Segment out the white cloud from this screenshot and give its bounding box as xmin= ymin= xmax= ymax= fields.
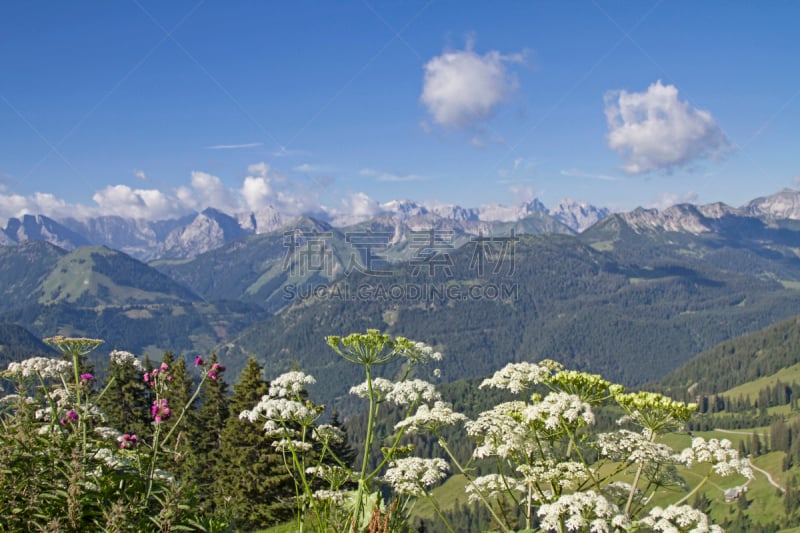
xmin=649 ymin=191 xmax=699 ymax=210
xmin=359 ymin=168 xmax=426 ymax=182
xmin=605 ymin=81 xmax=729 ymax=174
xmin=560 ymin=169 xmax=620 ymax=182
xmin=132 ymin=169 xmax=150 ymax=181
xmin=272 ymin=146 xmax=310 ymax=158
xmin=0 ymin=162 xmax=329 ymax=223
xmin=189 ymin=171 xmax=237 ymax=212
xmin=341 ymin=192 xmax=383 ymax=218
xmin=421 ymin=43 xmax=525 ymax=128
xmin=247 ymin=162 xmax=270 ymax=178
xmin=293 ymin=163 xmax=332 ymax=173
xmin=206 ymin=142 xmax=262 ymax=150
xmin=508 ymin=184 xmax=535 ymax=201
xmin=91 ymin=185 xmax=178 ymax=219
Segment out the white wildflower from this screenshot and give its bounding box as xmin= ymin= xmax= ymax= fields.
xmin=466 ymin=474 xmax=526 ymax=504
xmin=466 ymin=401 xmax=536 ymax=459
xmin=524 ymin=392 xmax=595 ymax=432
xmin=385 ymin=379 xmax=441 ymax=406
xmin=384 ymin=457 xmax=448 ymax=496
xmin=538 ymin=491 xmax=629 ymax=533
xmin=244 ymin=397 xmax=322 ymax=426
xmin=639 ymin=504 xmax=723 ymax=532
xmin=480 ymin=362 xmax=552 ymax=394
xmin=395 ymin=401 xmax=467 ymax=434
xmin=305 ymin=465 xmax=352 ymax=487
xmin=6 ymin=357 xmax=72 ymax=379
xmin=517 ymin=460 xmax=590 ymax=490
xmin=312 ymin=490 xmax=348 ymax=505
xmin=273 ymin=439 xmax=313 ymax=452
xmin=596 ymin=430 xmax=675 ymax=464
xmin=678 ymin=437 xmax=753 ymax=478
xmin=94 ymin=447 xmax=132 ymax=470
xmin=404 ymin=341 xmax=443 ymax=363
xmin=314 ymin=424 xmax=345 ymax=444
xmin=349 ymin=378 xmax=395 ymax=400
xmin=269 ymin=371 xmax=316 ymax=398
xmin=109 ymin=350 xmax=144 ymax=372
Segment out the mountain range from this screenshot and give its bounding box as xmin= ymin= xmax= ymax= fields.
xmin=3 ymin=188 xmax=800 ymax=409
xmin=0 ymin=197 xmax=608 ymax=261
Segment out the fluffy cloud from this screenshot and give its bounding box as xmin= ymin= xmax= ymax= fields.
xmin=421 ymin=43 xmax=525 ymax=128
xmin=0 ymin=192 xmax=91 ymax=221
xmin=360 ymin=168 xmax=426 ymax=182
xmin=605 ymin=81 xmax=729 ymax=174
xmin=0 ymin=162 xmax=333 ymax=223
xmin=650 ymin=191 xmax=699 ymax=210
xmin=133 ymin=169 xmax=149 ymax=181
xmin=187 ymin=171 xmax=237 ymax=212
xmin=92 ymin=185 xmax=177 ymax=219
xmin=343 ymin=192 xmax=382 ymax=218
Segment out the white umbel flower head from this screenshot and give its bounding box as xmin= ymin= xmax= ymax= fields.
xmin=524 ymin=392 xmax=595 ymax=431
xmin=639 ymin=504 xmax=723 ymax=532
xmin=6 ymin=357 xmax=72 ymax=379
xmin=480 ymin=361 xmax=552 ymax=394
xmin=394 ymin=401 xmax=467 ymax=433
xmin=109 ymin=350 xmax=144 ymax=372
xmin=678 ymin=437 xmax=753 ymax=478
xmin=269 ymin=371 xmax=316 ymax=398
xmin=537 ymin=491 xmax=630 ymax=533
xmin=384 ymin=457 xmax=448 ymax=496
xmin=466 ymin=474 xmax=527 ymax=504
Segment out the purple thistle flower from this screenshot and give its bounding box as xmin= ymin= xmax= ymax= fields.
xmin=194 ymin=355 xmax=205 ymax=367
xmin=80 ymin=373 xmax=94 ymax=381
xmin=151 ymin=398 xmax=171 ymax=423
xmin=119 ymin=434 xmax=139 ymax=449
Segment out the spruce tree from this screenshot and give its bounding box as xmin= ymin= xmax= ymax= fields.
xmin=97 ymin=350 xmax=150 ymax=439
xmin=159 ymin=352 xmax=197 ymax=484
xmin=190 ymin=353 xmax=230 ymax=513
xmin=213 ymin=356 xmax=294 ymax=529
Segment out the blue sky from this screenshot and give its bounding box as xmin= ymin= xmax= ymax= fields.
xmin=1 ymin=1 xmax=799 ymax=221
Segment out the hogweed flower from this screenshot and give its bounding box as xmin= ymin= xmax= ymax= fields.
xmin=480 ymin=361 xmax=553 ymax=394
xmin=109 ymin=350 xmax=144 ymax=371
xmin=595 ymin=430 xmax=676 ymax=464
xmin=614 ymin=391 xmax=696 ymax=433
xmin=466 ymin=474 xmax=527 ymax=504
xmin=6 ymin=357 xmax=72 ymax=379
xmin=44 ymin=336 xmax=104 ymax=358
xmin=384 ymin=457 xmax=449 ymax=496
xmin=466 ymin=401 xmax=536 ymax=460
xmin=517 ymin=460 xmax=591 ymax=491
xmin=678 ymin=437 xmax=753 ymax=478
xmin=639 ymin=504 xmax=723 ymax=532
xmin=537 ymin=491 xmax=630 ymax=533
xmin=269 ymin=371 xmax=316 ymax=398
xmin=394 ymin=401 xmax=467 ymax=434
xmin=549 ymin=370 xmax=621 ymax=405
xmin=524 ymin=391 xmax=595 ymax=431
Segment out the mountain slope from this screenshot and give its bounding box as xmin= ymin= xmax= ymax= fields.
xmin=0 ymin=241 xmax=66 ymax=312
xmin=39 ymin=246 xmax=201 ymax=307
xmin=657 ymin=313 xmax=800 ymax=396
xmin=216 ymin=233 xmax=800 ymax=406
xmin=0 ymin=245 xmax=269 ymax=358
